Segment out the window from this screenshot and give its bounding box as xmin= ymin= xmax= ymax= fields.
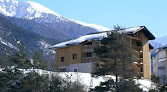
xmin=83 ymin=42 xmax=92 ymax=45
xmin=73 ymin=54 xmax=77 ymax=59
xmin=61 ymin=57 xmax=64 ymax=62
xmin=73 ymin=68 xmax=78 ymax=72
xmin=87 ymin=53 xmax=92 ymax=57
xmin=136 ymin=42 xmax=142 ymax=46
xmin=96 ymin=41 xmax=100 ymax=45
xmin=59 ymin=68 xmax=66 ymax=72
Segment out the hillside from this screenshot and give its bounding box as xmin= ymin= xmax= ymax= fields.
xmin=0 ymin=15 xmax=56 ymax=62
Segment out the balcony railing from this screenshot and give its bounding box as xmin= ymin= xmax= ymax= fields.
xmin=82 ymin=45 xmax=97 ymax=52
xmin=82 ymin=56 xmax=99 ymax=63
xmin=132 ymin=45 xmax=142 ymax=52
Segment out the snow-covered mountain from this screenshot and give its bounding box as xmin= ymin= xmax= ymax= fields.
xmin=0 ymin=0 xmax=110 ymax=32
xmin=0 ymin=15 xmax=56 ymax=61
xmin=150 ymin=36 xmax=167 ymax=46
xmin=150 ymin=36 xmax=167 ymax=53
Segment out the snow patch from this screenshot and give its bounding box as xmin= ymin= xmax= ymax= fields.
xmin=0 ymin=37 xmax=19 ymax=50
xmin=39 ymin=40 xmax=55 ymax=55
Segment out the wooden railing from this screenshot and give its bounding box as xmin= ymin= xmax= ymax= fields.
xmin=132 ymin=45 xmax=142 ymax=52
xmin=133 ymin=64 xmax=141 ymax=73
xmin=82 ymin=45 xmax=97 ymax=52
xmin=82 ymin=56 xmax=99 ymax=63
xmin=133 ymin=64 xmax=144 ymax=77
xmin=132 ymin=49 xmax=140 ymax=58
xmin=140 ymin=72 xmax=143 ymax=77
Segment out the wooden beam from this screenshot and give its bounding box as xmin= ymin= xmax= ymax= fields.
xmin=127 ymin=36 xmax=141 ymax=41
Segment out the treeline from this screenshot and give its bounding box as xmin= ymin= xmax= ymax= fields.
xmin=0 ymin=42 xmax=85 ymax=92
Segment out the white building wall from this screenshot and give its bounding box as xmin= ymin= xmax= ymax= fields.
xmin=153 ymin=55 xmax=158 ymax=76
xmin=153 ymin=49 xmax=167 ymax=85
xmin=69 ymin=62 xmax=93 ymax=73
xmin=59 ymin=62 xmax=94 ymax=73
xmin=158 ymin=50 xmax=166 ymax=59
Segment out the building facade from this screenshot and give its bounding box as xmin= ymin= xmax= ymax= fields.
xmin=51 ymin=26 xmax=155 ymax=79
xmin=152 ymin=46 xmax=167 ymax=85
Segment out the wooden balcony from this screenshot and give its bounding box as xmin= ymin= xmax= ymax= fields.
xmin=81 ymin=56 xmax=99 ymax=63
xmin=140 ymin=72 xmax=143 ymax=77
xmin=137 ymin=59 xmax=143 ymax=64
xmin=82 ymin=45 xmax=97 ymax=52
xmin=132 ymin=49 xmax=140 ymax=58
xmin=132 ymin=45 xmax=142 ymax=52
xmin=133 ymin=64 xmax=141 ymax=73
xmin=133 ymin=64 xmax=143 ymax=77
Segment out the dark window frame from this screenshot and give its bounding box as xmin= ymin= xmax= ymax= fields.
xmin=136 ymin=42 xmax=142 ymax=46
xmin=73 ymin=68 xmax=78 ymax=72
xmin=59 ymin=68 xmax=66 ymax=72
xmin=86 ymin=53 xmax=92 ymax=57
xmin=73 ymin=54 xmax=77 ymax=59
xmin=61 ymin=57 xmax=64 ymax=62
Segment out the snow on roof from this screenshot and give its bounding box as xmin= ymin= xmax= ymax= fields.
xmin=119 ymin=26 xmax=141 ymax=34
xmin=152 ymin=45 xmax=167 ymax=54
xmin=51 ymin=26 xmax=142 ymax=49
xmin=52 ymin=32 xmax=107 ymax=48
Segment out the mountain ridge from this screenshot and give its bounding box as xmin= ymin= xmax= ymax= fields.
xmin=0 ymin=0 xmax=110 ymax=32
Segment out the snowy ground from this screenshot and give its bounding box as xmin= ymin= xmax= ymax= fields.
xmin=29 ymin=69 xmax=155 ymax=91
xmin=57 ymin=72 xmax=155 ymax=91
xmin=1 ymin=68 xmax=155 ymax=91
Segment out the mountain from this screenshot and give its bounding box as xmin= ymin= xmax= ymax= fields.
xmin=0 ymin=15 xmax=57 ymax=62
xmin=150 ymin=36 xmax=167 ymax=53
xmin=0 ymin=0 xmax=110 ymax=39
xmin=150 ymin=36 xmax=167 ymax=46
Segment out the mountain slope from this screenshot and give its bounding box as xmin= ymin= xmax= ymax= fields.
xmin=150 ymin=36 xmax=167 ymax=53
xmin=0 ymin=14 xmax=71 ymax=41
xmin=0 ymin=15 xmax=56 ymax=61
xmin=0 ymin=0 xmax=110 ymax=39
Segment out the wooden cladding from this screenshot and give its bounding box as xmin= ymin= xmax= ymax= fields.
xmin=55 ymin=31 xmax=152 ymax=79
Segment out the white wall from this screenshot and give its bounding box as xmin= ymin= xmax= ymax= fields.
xmin=59 ymin=62 xmax=94 ymax=73
xmin=153 ymin=49 xmax=167 ymax=85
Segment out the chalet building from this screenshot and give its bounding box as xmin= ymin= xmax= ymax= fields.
xmin=152 ymin=46 xmax=167 ymax=85
xmin=51 ymin=26 xmax=155 ymax=79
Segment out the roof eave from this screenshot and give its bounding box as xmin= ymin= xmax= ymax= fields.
xmin=142 ymin=26 xmax=155 ymax=40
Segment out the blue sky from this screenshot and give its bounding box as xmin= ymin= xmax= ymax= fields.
xmin=18 ymin=0 xmax=167 ymax=37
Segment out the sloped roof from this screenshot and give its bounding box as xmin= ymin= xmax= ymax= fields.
xmin=51 ymin=26 xmax=155 ymax=49
xmin=152 ymin=45 xmax=167 ymax=54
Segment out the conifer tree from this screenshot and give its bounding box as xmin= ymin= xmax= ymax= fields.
xmin=91 ymin=26 xmax=141 ymax=92
xmin=10 ymin=41 xmax=31 ymax=69
xmin=33 ymin=51 xmax=47 ymax=69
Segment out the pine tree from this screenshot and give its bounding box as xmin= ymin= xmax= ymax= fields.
xmin=32 ymin=51 xmax=47 ymax=70
xmin=91 ymin=26 xmax=141 ymax=92
xmin=10 ymin=41 xmax=32 ymax=69
xmin=0 ymin=66 xmax=23 ymax=92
